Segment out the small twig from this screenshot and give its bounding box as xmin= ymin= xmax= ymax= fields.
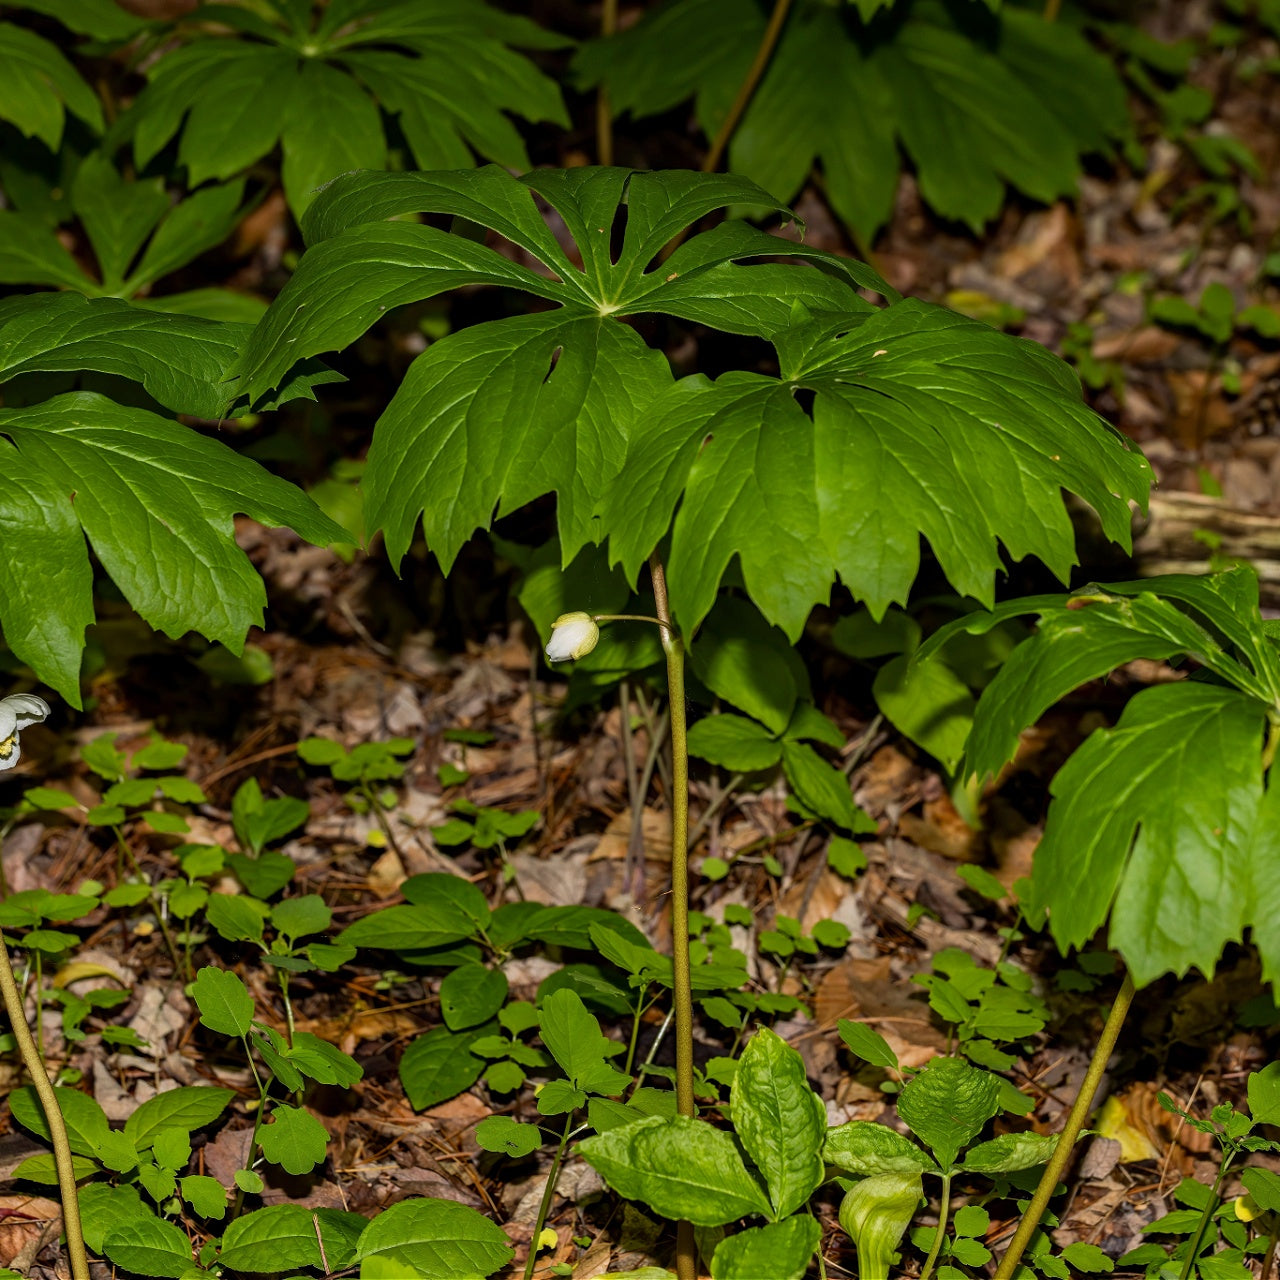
xmin=628 ymin=705 xmax=669 ymax=902
xmin=530 ymin=646 xmax=544 ymax=803
xmin=312 ymin=1212 xmax=330 ymax=1276
xmin=200 ymin=742 xmax=301 ymax=790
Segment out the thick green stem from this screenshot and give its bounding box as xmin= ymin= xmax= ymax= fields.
xmin=918 ymin=1175 xmax=952 ymax=1280
xmin=649 ymin=556 xmax=695 ymax=1280
xmin=1263 ymin=714 xmax=1280 ymax=773
xmin=34 ymin=950 xmax=44 ymax=1062
xmin=0 ymin=931 xmax=88 ymax=1280
xmin=524 ymin=1114 xmax=575 ymax=1280
xmin=994 ymin=970 xmax=1136 ymax=1280
xmin=702 ymin=0 xmax=793 ymax=174
xmin=596 ymin=0 xmax=618 ymax=166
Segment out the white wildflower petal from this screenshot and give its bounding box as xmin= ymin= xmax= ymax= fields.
xmin=2 ymin=694 xmax=51 ymax=732
xmin=545 ymin=612 xmax=600 ymax=663
xmin=0 ymin=705 xmax=15 ymax=741
xmin=0 ymin=736 xmax=20 ymax=772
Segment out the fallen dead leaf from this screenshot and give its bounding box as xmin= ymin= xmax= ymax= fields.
xmin=897 ymin=793 xmax=979 ymax=862
xmin=367 ymin=847 xmax=407 ymax=897
xmin=298 ymin=1005 xmax=423 ymax=1055
xmin=0 ymin=1195 xmax=60 ymax=1271
xmin=588 ymin=807 xmax=671 ymax=864
xmin=815 ymin=956 xmax=945 ymax=1069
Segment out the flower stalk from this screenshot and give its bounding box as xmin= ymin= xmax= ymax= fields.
xmin=646 ymin=556 xmax=696 ymax=1280
xmin=543 ymin=567 xmax=696 ymax=1280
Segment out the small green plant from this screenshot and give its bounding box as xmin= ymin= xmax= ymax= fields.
xmin=22 ymin=732 xmax=209 ymax=973
xmin=477 ymin=988 xmax=634 ymax=1280
xmin=334 ymin=873 xmax=651 ymax=1109
xmin=13 ymin=1060 xmax=513 ymax=1277
xmin=1105 ymin=26 xmax=1260 ymax=232
xmin=190 ymin=964 xmax=359 ymax=1193
xmin=912 ymin=944 xmax=1049 ymax=1079
xmin=202 ymin=892 xmax=354 ymax=1043
xmin=297 ymin=734 xmax=414 ymax=852
xmin=1151 ymin=281 xmax=1280 ymax=349
xmin=229 ymin=775 xmax=309 ymax=894
xmin=1061 ymin=320 xmax=1127 ymax=401
xmin=1117 ymin=1062 xmax=1280 ymax=1278
xmin=826 ymin=1042 xmax=1076 ymax=1280
xmin=0 ymin=885 xmax=135 ymax=1059
xmin=433 ymin=798 xmax=538 ymax=883
xmin=581 ymin=1027 xmax=826 ymax=1279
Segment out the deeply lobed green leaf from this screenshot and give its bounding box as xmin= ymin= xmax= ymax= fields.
xmin=117 ymin=0 xmax=569 ymax=215
xmin=0 ymin=391 xmax=348 ymax=703
xmin=574 ymin=0 xmax=1130 ymax=241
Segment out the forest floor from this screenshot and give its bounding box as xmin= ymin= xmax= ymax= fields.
xmin=5 ymin=4 xmax=1280 ymax=1278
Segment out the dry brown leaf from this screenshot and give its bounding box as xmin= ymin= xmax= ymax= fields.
xmin=897 ymin=794 xmax=979 ymax=862
xmin=855 ymin=746 xmax=918 ymax=814
xmin=1093 ymin=326 xmax=1182 ymax=363
xmin=367 ymin=847 xmax=407 ymax=897
xmin=589 ymin=807 xmax=671 ymax=864
xmin=0 ymin=1195 xmax=60 ymax=1270
xmin=996 ymin=203 xmax=1077 ymax=288
xmin=572 ymin=1236 xmax=613 ymax=1279
xmin=298 ymin=1005 xmax=422 ymax=1054
xmin=1168 ymin=369 xmax=1235 ymax=448
xmin=779 ymin=869 xmax=847 ymax=935
xmin=511 ymin=847 xmax=588 ymax=905
xmin=815 ymin=956 xmax=945 ymax=1069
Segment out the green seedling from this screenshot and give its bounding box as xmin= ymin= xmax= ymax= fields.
xmin=1061 ymin=321 xmax=1126 ymax=401
xmin=477 ymin=988 xmax=633 ymax=1280
xmin=433 ymin=799 xmax=538 ymax=883
xmin=1118 ymin=1062 xmax=1280 ymax=1278
xmin=297 ymin=735 xmax=414 ymax=853
xmin=202 ymin=891 xmax=354 ymax=1045
xmin=1150 ymin=282 xmax=1280 ymax=348
xmin=826 ymin=1049 xmax=1056 ymax=1280
xmin=0 ymin=886 xmax=140 ymax=1059
xmin=580 ymin=1028 xmax=865 ymax=1279
xmin=229 ymin=775 xmax=309 ymax=896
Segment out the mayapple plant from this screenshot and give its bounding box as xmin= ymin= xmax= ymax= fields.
xmin=225 ymin=162 xmax=1150 ymax=1280
xmin=913 ymin=565 xmax=1280 ymax=1274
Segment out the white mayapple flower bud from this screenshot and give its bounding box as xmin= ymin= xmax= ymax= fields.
xmin=545 ymin=612 xmax=600 ymax=662
xmin=0 ymin=693 xmax=51 ymax=772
